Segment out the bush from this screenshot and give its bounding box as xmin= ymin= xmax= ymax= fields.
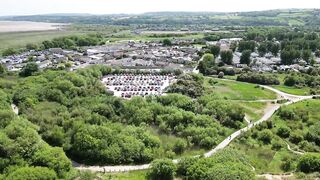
xmin=2 ymin=48 xmax=18 ymax=56
xmin=258 ymin=129 xmax=273 ymax=144
xmin=297 ymin=153 xmax=320 ymax=173
xmin=217 ymin=72 xmax=224 ymax=78
xmin=289 ymin=131 xmax=304 ymax=144
xmin=237 ymin=73 xmax=280 ymax=85
xmin=6 ymin=167 xmax=57 ymax=180
xmin=176 ymin=157 xmax=198 ymax=176
xmin=19 ymin=63 xmax=39 ymax=77
xmin=277 ymin=126 xmax=291 ymax=138
xmin=200 ymin=137 xmax=216 ymax=149
xmin=173 ymin=139 xmax=187 ymax=154
xmin=148 ymin=159 xmax=176 ymax=180
xmin=162 ymin=39 xmax=172 ymax=46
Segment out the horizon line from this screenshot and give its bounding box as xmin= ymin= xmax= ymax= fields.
xmin=0 ymin=8 xmax=319 ymax=17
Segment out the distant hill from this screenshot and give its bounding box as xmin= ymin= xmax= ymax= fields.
xmin=1 ymin=9 xmax=319 ymax=27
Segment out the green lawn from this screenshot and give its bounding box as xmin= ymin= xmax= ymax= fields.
xmin=205 ymin=78 xmax=277 ymax=100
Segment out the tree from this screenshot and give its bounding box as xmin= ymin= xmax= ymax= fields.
xmin=280 ymin=49 xmax=300 ymax=65
xmin=186 ymin=149 xmax=255 ymax=180
xmin=163 ymin=39 xmax=172 ymax=46
xmin=240 ymin=50 xmax=252 ymax=65
xmin=209 ymin=45 xmax=220 ymax=57
xmin=26 ymin=43 xmax=38 ymax=50
xmin=198 ymin=54 xmax=215 ymax=75
xmin=289 ymin=131 xmax=304 ymax=144
xmin=0 ymin=64 xmax=6 ymax=75
xmin=6 ymin=167 xmax=57 ymax=180
xmin=297 ymin=153 xmax=320 ymax=173
xmin=173 ymin=139 xmax=187 ymax=154
xmin=238 ymin=41 xmax=255 ymax=52
xmin=19 ymin=62 xmax=39 ymax=77
xmin=302 ymin=49 xmax=312 ymax=63
xmin=258 ymin=129 xmax=273 ymax=144
xmin=2 ymin=48 xmax=18 ymax=56
xmin=42 ymin=40 xmax=54 ymax=49
xmin=277 ymin=126 xmax=291 ymax=138
xmin=270 ymin=43 xmax=280 ymax=57
xmin=315 ymin=50 xmax=320 ymax=58
xmin=32 ymin=147 xmax=72 ymax=177
xmin=258 ymin=43 xmax=268 ymax=57
xmin=220 ymin=50 xmax=233 ymax=65
xmin=177 ymin=157 xmax=198 ymax=176
xmin=148 ymin=159 xmax=176 ymax=180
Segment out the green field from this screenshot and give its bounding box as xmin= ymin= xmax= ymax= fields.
xmin=103 ymin=170 xmax=148 ymax=180
xmin=204 ymin=78 xmax=278 ymax=100
xmin=272 ymin=85 xmax=310 ymax=96
xmin=238 ymin=102 xmax=268 ymax=122
xmin=0 ymin=30 xmax=86 ymax=53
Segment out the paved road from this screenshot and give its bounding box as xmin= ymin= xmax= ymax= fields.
xmin=74 ymin=83 xmax=314 ymax=172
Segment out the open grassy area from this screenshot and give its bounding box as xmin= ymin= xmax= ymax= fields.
xmin=103 ymin=170 xmax=148 ymax=180
xmin=272 ymin=85 xmax=310 ymax=96
xmin=238 ymin=102 xmax=268 ymax=122
xmin=228 ymin=141 xmax=297 ymax=174
xmin=0 ymin=30 xmax=85 ymax=53
xmin=107 ymin=32 xmax=205 ymax=42
xmin=204 ymin=78 xmax=277 ymax=100
xmin=146 ymin=126 xmax=208 ymax=159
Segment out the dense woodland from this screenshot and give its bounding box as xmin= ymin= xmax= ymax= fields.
xmin=0 ymin=64 xmax=253 ymax=178
xmin=1 ymin=14 xmax=320 ymax=179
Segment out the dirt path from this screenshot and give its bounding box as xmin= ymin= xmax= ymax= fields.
xmin=257 ymin=173 xmax=294 ymax=180
xmin=286 ymin=143 xmax=305 ymax=155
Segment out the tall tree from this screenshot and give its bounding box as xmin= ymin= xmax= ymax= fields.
xmin=258 ymin=43 xmax=268 ymax=57
xmin=270 ymin=43 xmax=280 ymax=57
xmin=220 ymin=50 xmax=233 ymax=65
xmin=240 ymin=50 xmax=252 ymax=65
xmin=209 ymin=45 xmax=221 ymax=57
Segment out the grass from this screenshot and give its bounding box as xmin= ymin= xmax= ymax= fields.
xmin=228 ymin=99 xmax=320 ymax=174
xmin=229 ymin=144 xmax=294 ymax=174
xmin=147 ymin=126 xmax=207 ymax=159
xmin=204 ymin=78 xmax=277 ymax=100
xmin=0 ymin=30 xmax=86 ymax=52
xmin=102 ymin=170 xmax=148 ymax=180
xmin=107 ymin=32 xmax=205 ymax=42
xmin=272 ymin=85 xmax=310 ymax=96
xmin=238 ymin=102 xmax=268 ymax=122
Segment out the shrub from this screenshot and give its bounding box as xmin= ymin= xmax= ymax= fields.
xmin=148 ymin=159 xmax=176 ymax=180
xmin=173 ymin=139 xmax=187 ymax=154
xmin=277 ymin=126 xmax=291 ymax=138
xmin=237 ymin=73 xmax=280 ymax=85
xmin=297 ymin=153 xmax=320 ymax=173
xmin=258 ymin=129 xmax=273 ymax=144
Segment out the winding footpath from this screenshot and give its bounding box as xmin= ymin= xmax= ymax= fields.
xmin=73 ymin=81 xmax=316 ymax=173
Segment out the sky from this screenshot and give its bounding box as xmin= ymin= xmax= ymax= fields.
xmin=0 ymin=0 xmax=320 ymax=16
